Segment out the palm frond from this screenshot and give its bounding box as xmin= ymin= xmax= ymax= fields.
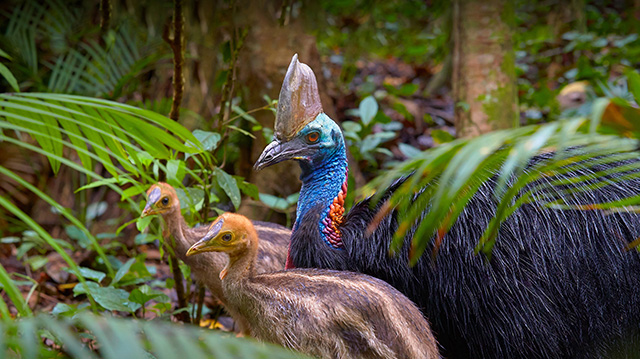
xmin=0 ymin=93 xmax=204 ymax=178
xmin=0 ymin=313 xmax=309 ymax=359
xmin=372 ymin=98 xmax=640 ymax=263
xmin=0 ymin=258 xmax=31 ymax=318
xmin=0 ymin=196 xmax=100 ymax=313
xmin=2 ymin=0 xmax=43 ymax=76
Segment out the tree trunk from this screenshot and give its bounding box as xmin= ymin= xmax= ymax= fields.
xmin=235 ymin=1 xmax=335 ymax=222
xmin=452 ymin=0 xmax=517 ymax=138
xmin=176 ymin=1 xmax=333 ymax=223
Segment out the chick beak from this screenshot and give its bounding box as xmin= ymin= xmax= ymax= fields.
xmin=140 ymin=203 xmax=154 ymax=217
xmin=186 ymin=238 xmax=210 ymax=256
xmin=186 ymin=219 xmax=224 ymax=256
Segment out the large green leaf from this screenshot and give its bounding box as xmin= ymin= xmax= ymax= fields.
xmin=74 ymin=282 xmax=140 ymax=313
xmin=215 ymin=168 xmax=241 ymax=210
xmin=191 ymin=130 xmax=221 ymax=152
xmin=359 ymin=96 xmax=378 ymax=126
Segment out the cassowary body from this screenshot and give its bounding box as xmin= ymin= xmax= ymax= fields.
xmin=186 ymin=213 xmax=440 ymax=359
xmin=255 ymin=55 xmax=640 ymax=358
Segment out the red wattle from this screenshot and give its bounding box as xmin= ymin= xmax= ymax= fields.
xmin=285 ymin=242 xmax=295 ymax=269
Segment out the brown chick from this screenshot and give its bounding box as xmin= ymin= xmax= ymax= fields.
xmin=186 ymin=213 xmax=441 ymax=359
xmin=140 ymin=183 xmax=290 ymax=329
xmin=557 ymin=81 xmax=589 ymax=110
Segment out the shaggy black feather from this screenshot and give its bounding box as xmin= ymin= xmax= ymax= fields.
xmin=288 ymin=151 xmax=640 ymax=359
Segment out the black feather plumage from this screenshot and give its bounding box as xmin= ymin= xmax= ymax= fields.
xmin=288 ymin=151 xmax=640 ymax=359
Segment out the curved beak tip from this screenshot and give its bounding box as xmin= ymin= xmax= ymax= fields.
xmin=186 ymin=244 xmax=202 ymax=257
xmin=253 ymin=160 xmax=266 ymax=171
xmin=254 ymin=140 xmax=284 ymax=171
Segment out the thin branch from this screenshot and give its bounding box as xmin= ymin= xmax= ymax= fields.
xmin=278 ymin=0 xmax=291 ymax=26
xmin=168 ymin=237 xmax=191 ymax=324
xmin=100 ymin=0 xmax=111 ymax=35
xmin=162 ymin=0 xmax=190 ymax=324
xmin=222 ymin=104 xmax=273 ymax=126
xmin=167 ymin=0 xmax=185 ymax=122
xmin=195 ymin=285 xmax=206 ymax=325
xmin=214 ymin=27 xmax=248 ymax=167
xmin=216 ymin=25 xmax=247 ymax=130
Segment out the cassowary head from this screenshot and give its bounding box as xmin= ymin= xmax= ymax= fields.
xmin=254 ymin=54 xmax=344 ymax=171
xmin=141 ymin=182 xmax=180 ymax=217
xmin=186 ymin=213 xmax=257 ymax=259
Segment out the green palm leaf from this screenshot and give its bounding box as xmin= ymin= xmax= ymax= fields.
xmin=0 ymin=313 xmax=309 ymax=359
xmin=372 ymin=103 xmax=640 ymax=263
xmin=0 ymin=93 xmax=203 ymax=177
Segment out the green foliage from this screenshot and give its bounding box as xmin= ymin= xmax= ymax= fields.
xmin=0 ymin=91 xmax=250 ymax=321
xmin=515 ymin=2 xmax=640 ymax=122
xmin=0 ymin=62 xmax=19 ymax=92
xmin=0 ymin=93 xmax=200 ymax=176
xmin=46 ymin=25 xmax=163 ymax=98
xmin=312 ymin=0 xmax=448 ymax=66
xmin=0 ymin=262 xmax=30 ymax=318
xmin=0 ymin=313 xmax=309 ymax=359
xmin=1 ymin=0 xmax=161 ymax=98
xmin=215 ymin=168 xmax=241 ymax=210
xmin=343 ymin=96 xmax=401 ymax=167
xmin=259 ymin=192 xmax=299 ymax=226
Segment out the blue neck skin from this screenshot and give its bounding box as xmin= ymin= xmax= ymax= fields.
xmin=292 ymin=115 xmax=348 ymax=248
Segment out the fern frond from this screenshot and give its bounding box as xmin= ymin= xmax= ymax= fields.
xmin=46 ymin=24 xmax=159 ymax=97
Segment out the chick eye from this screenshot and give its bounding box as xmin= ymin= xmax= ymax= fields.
xmin=306 ymin=131 xmax=320 ymax=143
xmin=222 ymin=233 xmax=232 ymax=242
xmin=161 ymin=197 xmax=169 ymax=205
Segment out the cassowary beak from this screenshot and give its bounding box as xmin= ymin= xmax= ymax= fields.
xmin=254 ymin=138 xmax=308 ymax=170
xmin=186 ymin=219 xmax=224 ymax=256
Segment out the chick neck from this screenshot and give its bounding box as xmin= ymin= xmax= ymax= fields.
xmin=160 ymin=206 xmax=188 ymax=244
xmin=221 ymin=229 xmax=259 ymax=287
xmin=160 ymin=206 xmax=211 ymax=268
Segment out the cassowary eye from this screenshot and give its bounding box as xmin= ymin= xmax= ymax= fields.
xmin=306 ymin=131 xmax=320 ymax=143
xmin=222 ymin=233 xmax=232 ymax=242
xmin=161 ymin=197 xmax=169 ymax=206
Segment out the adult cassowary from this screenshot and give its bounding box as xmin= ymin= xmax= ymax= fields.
xmin=254 ymin=54 xmax=640 ymax=359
